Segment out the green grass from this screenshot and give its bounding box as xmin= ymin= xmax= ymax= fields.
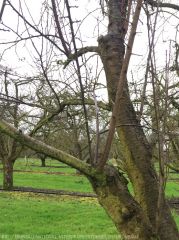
xmin=0 ymin=191 xmax=178 ymax=240
xmin=14 ymin=158 xmax=77 ymax=174
xmin=166 ymin=181 xmax=179 ymax=198
xmin=1 ymin=158 xmax=179 ymax=198
xmin=0 ymin=158 xmax=179 ymax=239
xmin=0 ymin=158 xmax=93 ymax=192
xmin=0 ymin=191 xmax=118 ymax=239
xmin=0 ymin=171 xmax=93 ymax=192
xmin=13 ymin=172 xmax=92 ymax=192
xmin=173 ymin=210 xmax=179 ymax=226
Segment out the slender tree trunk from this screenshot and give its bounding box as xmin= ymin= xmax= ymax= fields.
xmin=3 ymin=158 xmax=14 ymax=190
xmin=41 ymin=157 xmax=46 ymax=167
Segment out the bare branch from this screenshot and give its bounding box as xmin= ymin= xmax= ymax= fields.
xmin=63 ymin=98 xmax=110 ymax=111
xmin=0 ymin=0 xmax=7 ymax=22
xmin=6 ymin=0 xmax=66 ymax=54
xmin=61 ymin=46 xmax=99 ymax=68
xmin=93 ymin=91 xmax=100 ymax=165
xmin=0 ymin=92 xmax=110 ymax=112
xmin=51 ymin=0 xmax=70 ymax=56
xmin=147 ymin=0 xmax=179 ymax=11
xmin=29 ymin=107 xmax=65 ymax=137
xmin=65 ymin=0 xmax=93 ymax=162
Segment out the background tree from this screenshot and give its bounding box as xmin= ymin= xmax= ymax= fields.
xmin=0 ymin=66 xmax=28 ymax=190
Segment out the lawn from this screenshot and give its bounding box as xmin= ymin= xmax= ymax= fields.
xmin=0 ymin=158 xmax=93 ymax=193
xmin=166 ymin=181 xmax=179 ymax=198
xmin=0 ymin=191 xmax=119 ymax=240
xmin=0 ymin=158 xmax=179 ymax=239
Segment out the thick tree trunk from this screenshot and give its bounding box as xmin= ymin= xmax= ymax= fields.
xmin=0 ymin=0 xmax=178 ymax=238
xmin=116 ymin=92 xmax=179 ymax=239
xmin=98 ymin=34 xmax=179 ymax=239
xmin=3 ymin=158 xmax=14 ymax=190
xmin=90 ymin=166 xmax=157 ymax=240
xmin=97 ymin=0 xmax=179 ymax=238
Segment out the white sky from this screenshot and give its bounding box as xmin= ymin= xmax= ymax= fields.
xmin=0 ymin=0 xmax=178 ymax=98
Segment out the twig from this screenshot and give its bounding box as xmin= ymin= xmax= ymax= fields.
xmin=65 ymin=0 xmax=92 ymax=162
xmin=0 ymin=0 xmax=7 ymax=22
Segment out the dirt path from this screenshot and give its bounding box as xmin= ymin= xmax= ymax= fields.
xmin=0 ymin=168 xmax=79 ymax=176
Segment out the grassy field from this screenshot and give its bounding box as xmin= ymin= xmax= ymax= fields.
xmin=0 ymin=158 xmax=179 ymax=239
xmin=0 ymin=192 xmax=118 ymax=239
xmin=1 ymin=158 xmax=179 ymax=197
xmin=0 ymin=158 xmax=93 ymax=193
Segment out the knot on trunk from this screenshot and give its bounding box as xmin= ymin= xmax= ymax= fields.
xmin=104 ymin=165 xmax=128 ymax=187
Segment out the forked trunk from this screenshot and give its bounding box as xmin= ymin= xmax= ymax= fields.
xmin=98 ymin=35 xmax=179 ymax=238
xmin=3 ymin=158 xmax=14 ymax=190
xmin=97 ymin=0 xmax=179 ymax=238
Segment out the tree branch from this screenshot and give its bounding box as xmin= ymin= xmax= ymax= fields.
xmin=6 ymin=0 xmax=66 ymax=54
xmin=0 ymin=0 xmax=7 ymax=22
xmin=60 ymin=46 xmax=99 ymax=68
xmin=147 ymin=0 xmax=179 ymax=11
xmin=51 ymin=0 xmax=70 ymax=56
xmin=0 ymin=119 xmax=97 ymax=177
xmin=63 ymin=98 xmax=110 ymax=111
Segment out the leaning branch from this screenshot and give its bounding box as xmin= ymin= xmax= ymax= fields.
xmin=0 ymin=120 xmax=97 ymax=177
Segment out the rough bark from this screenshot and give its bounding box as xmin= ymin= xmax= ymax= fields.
xmin=97 ymin=0 xmax=179 ymax=239
xmin=0 ymin=134 xmax=20 ymax=190
xmin=89 ymin=165 xmax=157 ymax=240
xmin=3 ymin=158 xmax=14 ymax=190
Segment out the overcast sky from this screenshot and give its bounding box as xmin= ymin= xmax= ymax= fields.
xmin=0 ymin=0 xmax=178 ymax=86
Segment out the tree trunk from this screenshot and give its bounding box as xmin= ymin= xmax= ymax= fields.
xmin=3 ymin=158 xmax=14 ymax=190
xmin=90 ymin=166 xmax=157 ymax=240
xmin=41 ymin=157 xmax=46 ymax=167
xmin=116 ymin=91 xmax=179 ymax=239
xmin=98 ymin=33 xmax=179 ymax=240
xmin=97 ymin=0 xmax=179 ymax=238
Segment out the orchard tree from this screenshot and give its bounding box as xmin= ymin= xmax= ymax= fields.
xmin=0 ymin=0 xmax=179 ymax=239
xmin=0 ymin=67 xmax=27 ymax=190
